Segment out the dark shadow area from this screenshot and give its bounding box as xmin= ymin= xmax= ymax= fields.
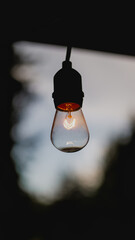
xmin=5 ymin=44 xmax=135 ymax=239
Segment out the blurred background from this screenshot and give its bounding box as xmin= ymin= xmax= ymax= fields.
xmin=5 ymin=6 xmax=135 ymax=240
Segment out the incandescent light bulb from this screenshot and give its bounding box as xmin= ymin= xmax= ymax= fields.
xmin=50 ymin=47 xmax=90 ymax=153
xmin=51 ymin=103 xmax=89 ymax=152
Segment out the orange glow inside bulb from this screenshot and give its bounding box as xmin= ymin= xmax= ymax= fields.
xmin=57 ymin=102 xmax=80 ymax=112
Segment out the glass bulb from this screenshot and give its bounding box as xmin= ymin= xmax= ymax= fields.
xmin=50 ymin=107 xmax=89 ymax=153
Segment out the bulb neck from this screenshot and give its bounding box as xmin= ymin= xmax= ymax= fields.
xmin=52 ymin=61 xmax=84 ymax=110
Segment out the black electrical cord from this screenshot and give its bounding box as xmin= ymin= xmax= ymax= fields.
xmin=65 ymin=46 xmax=72 ymax=62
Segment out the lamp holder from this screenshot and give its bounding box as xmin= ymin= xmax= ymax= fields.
xmin=52 ymin=47 xmax=84 ymax=110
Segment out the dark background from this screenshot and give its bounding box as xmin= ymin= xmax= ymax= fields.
xmin=4 ymin=4 xmax=135 ymax=239
xmin=6 ymin=6 xmax=135 ymax=56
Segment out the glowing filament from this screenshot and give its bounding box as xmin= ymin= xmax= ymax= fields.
xmin=63 ymin=112 xmax=76 ymax=130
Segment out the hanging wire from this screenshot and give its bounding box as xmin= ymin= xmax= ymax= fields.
xmin=65 ymin=45 xmax=72 ymax=62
